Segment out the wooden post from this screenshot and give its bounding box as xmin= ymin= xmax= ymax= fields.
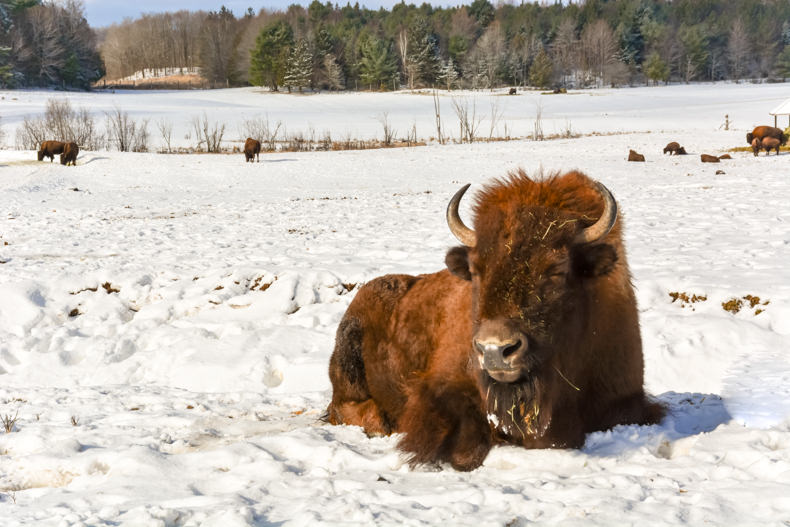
xmin=775 ymin=115 xmax=778 ymax=127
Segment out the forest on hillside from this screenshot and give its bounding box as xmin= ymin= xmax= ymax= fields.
xmin=2 ymin=0 xmax=790 ymax=91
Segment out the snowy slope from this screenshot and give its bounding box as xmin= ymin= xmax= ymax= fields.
xmin=1 ymin=85 xmax=790 ymax=525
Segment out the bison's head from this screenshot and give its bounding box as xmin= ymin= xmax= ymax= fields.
xmin=746 ymin=132 xmax=754 ymax=145
xmin=37 ymin=150 xmax=45 ymax=161
xmin=444 ymin=171 xmax=619 ymax=438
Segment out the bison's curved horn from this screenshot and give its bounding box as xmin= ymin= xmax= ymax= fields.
xmin=574 ymin=182 xmax=617 ymax=245
xmin=446 ymin=183 xmax=477 ymax=247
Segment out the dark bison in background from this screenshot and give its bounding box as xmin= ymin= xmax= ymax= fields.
xmin=60 ymin=142 xmax=79 ymax=166
xmin=244 ymin=137 xmax=261 ymax=162
xmin=663 ymin=142 xmax=686 ymax=155
xmin=327 ymin=170 xmax=664 ymax=471
xmin=38 ymin=140 xmax=66 ymax=162
xmin=746 ymin=126 xmax=787 ymax=147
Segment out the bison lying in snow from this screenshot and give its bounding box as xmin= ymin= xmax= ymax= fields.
xmin=60 ymin=142 xmax=79 ymax=166
xmin=663 ymin=142 xmax=686 ymax=155
xmin=628 ymin=149 xmax=645 ymax=162
xmin=700 ymin=154 xmax=720 ymax=163
xmin=754 ymin=136 xmax=781 ymax=156
xmin=38 ymin=140 xmax=66 ymax=162
xmin=326 ymin=170 xmax=664 ymax=470
xmin=746 ymin=126 xmax=788 ymax=147
xmin=244 ymin=137 xmax=261 ymax=162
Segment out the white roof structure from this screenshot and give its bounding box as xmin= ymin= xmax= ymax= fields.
xmin=769 ymin=98 xmax=790 ymax=115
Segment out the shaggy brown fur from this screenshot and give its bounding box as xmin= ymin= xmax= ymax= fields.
xmin=326 ymin=170 xmax=664 ymax=471
xmin=628 ymin=149 xmax=645 ymax=162
xmin=751 ymin=138 xmax=762 ymax=156
xmin=700 ymin=154 xmax=720 ymax=163
xmin=38 ymin=140 xmax=66 ymax=162
xmin=60 ymin=142 xmax=79 ymax=166
xmin=760 ymin=136 xmax=781 ymax=155
xmin=508 ymin=87 xmax=517 ymax=95
xmin=717 ymin=154 xmax=732 ymax=160
xmin=663 ymin=142 xmax=685 ymax=155
xmin=244 ymin=137 xmax=261 ymax=162
xmin=746 ymin=126 xmax=787 ymax=146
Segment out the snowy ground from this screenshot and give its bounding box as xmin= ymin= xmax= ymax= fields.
xmin=1 ymin=84 xmax=790 ymax=525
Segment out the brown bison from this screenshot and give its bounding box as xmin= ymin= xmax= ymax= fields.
xmin=746 ymin=126 xmax=788 ymax=146
xmin=60 ymin=142 xmax=79 ymax=166
xmin=751 ymin=137 xmax=762 ymax=156
xmin=663 ymin=142 xmax=686 ymax=155
xmin=38 ymin=140 xmax=66 ymax=162
xmin=628 ymin=149 xmax=645 ymax=162
xmin=244 ymin=138 xmax=261 ymax=162
xmin=327 ymin=170 xmax=664 ymax=471
xmin=717 ymin=154 xmax=732 ymax=160
xmin=508 ymin=87 xmax=517 ymax=95
xmin=700 ymin=154 xmax=720 ymax=163
xmin=759 ymin=136 xmax=781 ymax=155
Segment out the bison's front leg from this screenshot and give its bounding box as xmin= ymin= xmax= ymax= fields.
xmin=398 ymin=379 xmax=492 ymax=471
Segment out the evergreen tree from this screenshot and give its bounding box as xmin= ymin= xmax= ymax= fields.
xmin=776 ymin=44 xmax=790 ymax=79
xmin=358 ymin=36 xmax=397 ymax=90
xmin=438 ymin=57 xmax=459 ymax=90
xmin=283 ymin=39 xmax=313 ymax=92
xmin=529 ymin=47 xmax=553 ymax=88
xmin=468 ymin=0 xmax=494 ymax=28
xmin=249 ymin=19 xmax=294 ymax=91
xmin=644 ymin=51 xmax=669 ymax=85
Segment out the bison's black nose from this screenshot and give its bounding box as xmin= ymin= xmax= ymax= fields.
xmin=474 ymin=337 xmax=526 ymax=371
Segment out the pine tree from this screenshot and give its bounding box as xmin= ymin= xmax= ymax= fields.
xmin=529 ymin=47 xmax=553 ymax=88
xmin=358 ymin=36 xmax=397 ymax=90
xmin=249 ymin=19 xmax=294 ymax=91
xmin=283 ymin=39 xmax=312 ymax=92
xmin=645 ymin=51 xmax=669 ymax=85
xmin=777 ymin=45 xmax=790 ymax=79
xmin=438 ymin=58 xmax=459 ymax=90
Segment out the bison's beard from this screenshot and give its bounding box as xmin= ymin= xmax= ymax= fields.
xmin=479 ymin=372 xmax=552 ymax=442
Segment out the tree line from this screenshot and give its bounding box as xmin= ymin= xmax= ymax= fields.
xmin=1 ymin=0 xmax=103 ymax=89
xmin=3 ymin=0 xmax=790 ymax=91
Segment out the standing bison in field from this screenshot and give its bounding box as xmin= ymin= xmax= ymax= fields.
xmin=60 ymin=142 xmax=79 ymax=166
xmin=663 ymin=142 xmax=686 ymax=155
xmin=754 ymin=136 xmax=781 ymax=156
xmin=244 ymin=137 xmax=261 ymax=162
xmin=37 ymin=140 xmax=66 ymax=162
xmin=326 ymin=170 xmax=664 ymax=471
xmin=746 ymin=126 xmax=788 ymax=147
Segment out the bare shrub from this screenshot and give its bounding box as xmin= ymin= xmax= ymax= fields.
xmin=15 ymin=98 xmax=101 ymax=150
xmin=156 ymin=118 xmax=173 ymax=153
xmin=432 ymin=89 xmax=444 ymax=145
xmin=376 ymin=112 xmax=396 ymax=146
xmin=488 ymin=98 xmax=503 ymax=139
xmin=2 ymin=410 xmax=19 ymax=433
xmin=405 ymin=121 xmax=417 ymax=147
xmin=451 ymin=96 xmax=482 ymax=143
xmin=240 ymin=115 xmax=281 ymax=152
xmin=105 ymin=106 xmax=149 ymax=152
xmin=532 ymin=100 xmax=544 ymax=141
xmin=191 ymin=113 xmax=226 ymax=152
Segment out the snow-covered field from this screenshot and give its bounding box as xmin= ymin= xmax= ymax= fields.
xmin=1 ymin=84 xmax=790 ymax=525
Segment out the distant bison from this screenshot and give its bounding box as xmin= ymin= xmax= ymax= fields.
xmin=60 ymin=142 xmax=79 ymax=166
xmin=244 ymin=138 xmax=261 ymax=163
xmin=663 ymin=142 xmax=686 ymax=155
xmin=628 ymin=149 xmax=645 ymax=162
xmin=700 ymin=154 xmax=720 ymax=163
xmin=326 ymin=170 xmax=664 ymax=471
xmin=746 ymin=126 xmax=787 ymax=147
xmin=508 ymin=87 xmax=517 ymax=95
xmin=38 ymin=140 xmax=66 ymax=162
xmin=717 ymin=154 xmax=732 ymax=160
xmin=759 ymin=136 xmax=781 ymax=155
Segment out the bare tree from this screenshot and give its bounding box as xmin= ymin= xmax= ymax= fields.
xmin=191 ymin=112 xmax=226 ymax=152
xmin=376 ymin=112 xmax=396 ymax=146
xmin=432 ymin=89 xmax=445 ymax=145
xmin=105 ymin=106 xmax=149 ymax=152
xmin=451 ymin=96 xmax=482 ymax=143
xmin=581 ymin=19 xmax=618 ymax=87
xmin=728 ymin=18 xmax=751 ymax=81
xmin=532 ymin=100 xmax=544 ymax=141
xmin=488 ymin=98 xmax=503 ymax=139
xmin=551 ymin=18 xmax=579 ymax=87
xmin=156 ymin=118 xmax=173 ymax=152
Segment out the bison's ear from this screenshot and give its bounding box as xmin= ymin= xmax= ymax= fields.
xmin=446 ymin=246 xmax=472 ymax=281
xmin=573 ymin=243 xmax=618 ymax=278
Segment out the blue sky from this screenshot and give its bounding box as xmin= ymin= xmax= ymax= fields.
xmin=83 ymin=0 xmax=466 ymax=27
